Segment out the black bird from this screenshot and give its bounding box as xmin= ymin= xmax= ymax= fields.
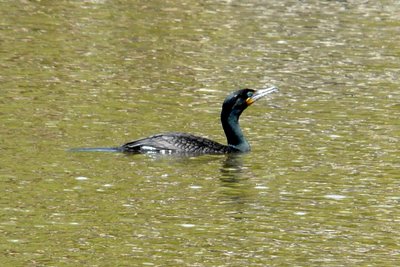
xmin=72 ymin=86 xmax=277 ymax=154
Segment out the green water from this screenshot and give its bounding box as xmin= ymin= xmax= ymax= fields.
xmin=1 ymin=1 xmax=399 ymax=266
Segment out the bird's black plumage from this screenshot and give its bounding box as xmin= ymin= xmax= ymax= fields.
xmin=121 ymin=132 xmax=234 ymax=154
xmin=71 ymin=86 xmax=277 ymax=155
xmin=121 ymin=86 xmax=277 ymax=154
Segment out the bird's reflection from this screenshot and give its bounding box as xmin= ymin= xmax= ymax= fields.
xmin=219 ymin=153 xmax=254 ymax=201
xmin=219 ymin=153 xmax=245 ymax=184
xmin=131 ymin=152 xmax=255 ymax=205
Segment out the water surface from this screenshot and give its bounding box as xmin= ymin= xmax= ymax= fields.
xmin=1 ymin=1 xmax=399 ymax=266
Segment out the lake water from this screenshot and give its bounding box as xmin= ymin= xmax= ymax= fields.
xmin=1 ymin=1 xmax=399 ymax=266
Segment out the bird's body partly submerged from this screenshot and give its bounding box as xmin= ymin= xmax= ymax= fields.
xmin=121 ymin=132 xmax=234 ymax=154
xmin=71 ymin=86 xmax=278 ymax=155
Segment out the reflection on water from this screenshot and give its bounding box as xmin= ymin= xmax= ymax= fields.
xmin=219 ymin=154 xmax=250 ymax=205
xmin=220 ymin=154 xmax=245 ymax=184
xmin=1 ymin=0 xmax=399 ymax=266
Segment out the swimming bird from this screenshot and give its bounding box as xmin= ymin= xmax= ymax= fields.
xmin=72 ymin=86 xmax=277 ymax=154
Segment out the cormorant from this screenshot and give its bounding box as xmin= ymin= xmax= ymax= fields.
xmin=72 ymin=86 xmax=277 ymax=154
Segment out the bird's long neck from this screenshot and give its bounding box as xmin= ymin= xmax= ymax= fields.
xmin=221 ymin=109 xmax=250 ymax=152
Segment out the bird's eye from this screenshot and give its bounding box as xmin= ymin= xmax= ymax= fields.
xmin=247 ymin=92 xmax=253 ymax=98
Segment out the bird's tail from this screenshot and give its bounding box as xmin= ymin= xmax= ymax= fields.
xmin=68 ymin=147 xmax=122 ymax=152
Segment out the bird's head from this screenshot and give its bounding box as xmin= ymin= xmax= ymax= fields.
xmin=222 ymin=86 xmax=278 ymax=115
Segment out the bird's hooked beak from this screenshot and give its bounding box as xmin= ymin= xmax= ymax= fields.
xmin=246 ymin=86 xmax=278 ymax=105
